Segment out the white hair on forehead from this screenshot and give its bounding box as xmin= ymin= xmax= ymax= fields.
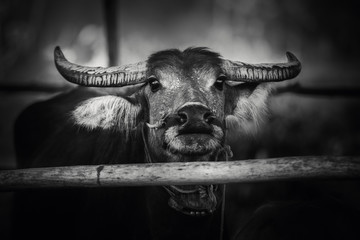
xmin=225 ymin=83 xmax=273 ymax=136
xmin=72 ymin=96 xmax=141 ymax=133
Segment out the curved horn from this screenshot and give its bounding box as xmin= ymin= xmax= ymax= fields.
xmin=222 ymin=52 xmax=301 ymax=82
xmin=54 ymin=46 xmax=147 ymax=87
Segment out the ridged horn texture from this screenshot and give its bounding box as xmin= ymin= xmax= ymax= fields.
xmin=54 ymin=46 xmax=147 ymax=87
xmin=222 ymin=52 xmax=301 ymax=82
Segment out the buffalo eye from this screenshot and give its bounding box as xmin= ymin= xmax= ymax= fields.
xmin=148 ymin=76 xmax=161 ymax=92
xmin=214 ymin=74 xmax=227 ymax=91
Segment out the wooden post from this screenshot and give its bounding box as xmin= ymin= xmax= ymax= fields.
xmin=103 ymin=0 xmax=120 ymax=66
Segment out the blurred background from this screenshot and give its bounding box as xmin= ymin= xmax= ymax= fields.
xmin=0 ymin=0 xmax=360 ymax=237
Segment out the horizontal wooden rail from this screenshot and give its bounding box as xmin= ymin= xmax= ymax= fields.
xmin=0 ymin=84 xmax=71 ymax=93
xmin=0 ymin=156 xmax=359 ymax=191
xmin=275 ymin=83 xmax=360 ymax=97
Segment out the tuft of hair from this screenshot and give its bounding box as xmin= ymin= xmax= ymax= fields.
xmin=146 ymin=47 xmax=223 ymax=72
xmin=226 ymin=83 xmax=274 ymax=138
xmin=72 ymin=96 xmax=141 ymax=137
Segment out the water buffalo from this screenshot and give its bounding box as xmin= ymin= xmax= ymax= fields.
xmin=13 ymin=47 xmax=301 ymax=240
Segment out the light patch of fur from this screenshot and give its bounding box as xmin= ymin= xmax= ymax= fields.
xmin=72 ymin=96 xmax=141 ymax=132
xmin=226 ymin=83 xmax=273 ymax=136
xmin=164 ymin=126 xmax=179 ymax=144
xmin=212 ymin=125 xmax=224 ymax=139
xmin=177 ymin=101 xmax=209 ymax=110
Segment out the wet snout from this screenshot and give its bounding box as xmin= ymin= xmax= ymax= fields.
xmin=162 ymin=102 xmax=225 ymax=156
xmin=176 ymin=102 xmax=215 ymax=134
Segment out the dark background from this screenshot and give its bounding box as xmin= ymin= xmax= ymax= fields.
xmin=1 ymin=0 xmax=360 ymax=238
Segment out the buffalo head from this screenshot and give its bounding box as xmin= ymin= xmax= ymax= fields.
xmin=54 ymin=46 xmax=301 ymax=216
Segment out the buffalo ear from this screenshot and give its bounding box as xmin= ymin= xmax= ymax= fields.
xmin=72 ymin=96 xmax=142 ymax=131
xmin=225 ymin=83 xmax=273 ymax=135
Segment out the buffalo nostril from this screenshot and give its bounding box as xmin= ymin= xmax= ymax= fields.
xmin=178 ymin=112 xmax=188 ymax=124
xmin=204 ymin=112 xmax=215 ymax=124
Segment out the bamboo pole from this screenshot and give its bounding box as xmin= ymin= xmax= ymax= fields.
xmin=0 ymin=156 xmax=359 ymax=191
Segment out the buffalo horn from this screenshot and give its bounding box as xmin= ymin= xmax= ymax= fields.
xmin=54 ymin=46 xmax=147 ymax=87
xmin=222 ymin=52 xmax=301 ymax=82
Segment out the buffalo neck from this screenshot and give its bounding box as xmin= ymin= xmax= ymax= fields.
xmin=144 ymin=186 xmax=224 ymax=240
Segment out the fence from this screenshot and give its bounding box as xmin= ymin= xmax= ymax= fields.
xmin=1 ymin=156 xmax=359 ymax=191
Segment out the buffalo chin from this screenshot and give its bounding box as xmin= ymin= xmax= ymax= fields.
xmin=165 ymin=185 xmax=221 ymax=216
xmin=159 ymin=133 xmax=226 ymax=216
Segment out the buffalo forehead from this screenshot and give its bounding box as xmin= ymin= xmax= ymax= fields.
xmin=154 ymin=65 xmax=218 ymax=88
